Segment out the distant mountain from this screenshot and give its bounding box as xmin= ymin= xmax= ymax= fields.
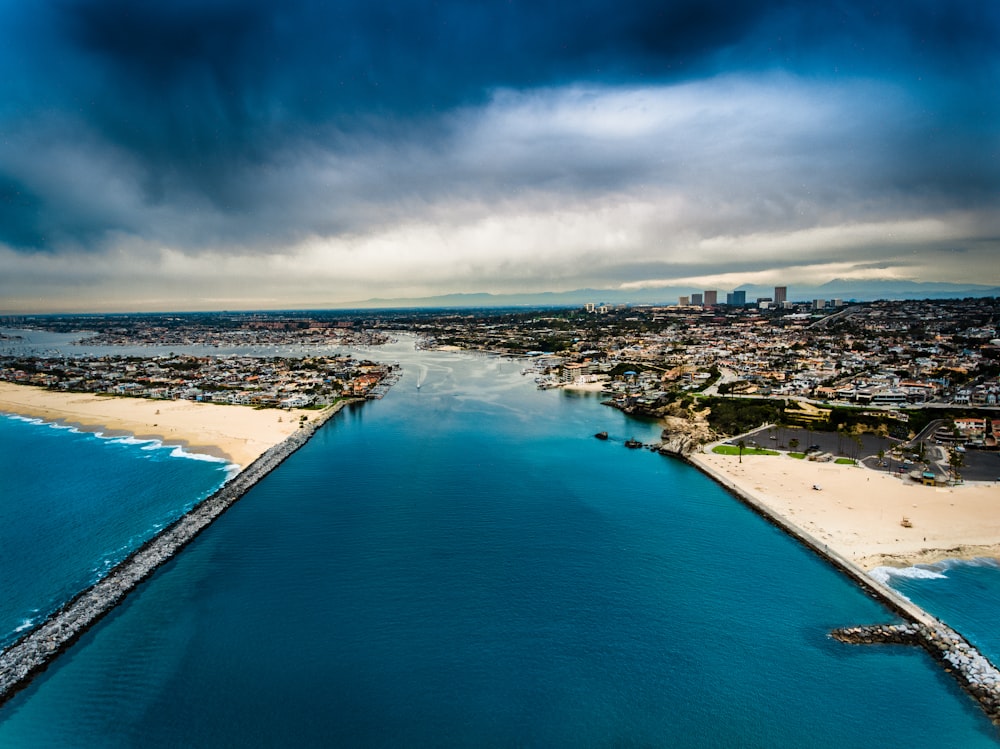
xmin=338 ymin=280 xmax=999 ymax=310
xmin=340 ymin=289 xmax=657 ymax=309
xmin=812 ymin=279 xmax=1000 ymax=301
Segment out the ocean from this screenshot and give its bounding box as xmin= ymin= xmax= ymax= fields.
xmin=0 ymin=414 xmax=233 ymax=649
xmin=873 ymin=559 xmax=1000 ymax=665
xmin=0 ymin=339 xmax=998 ymax=747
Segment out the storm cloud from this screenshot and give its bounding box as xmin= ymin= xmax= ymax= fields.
xmin=1 ymin=0 xmax=998 ymax=310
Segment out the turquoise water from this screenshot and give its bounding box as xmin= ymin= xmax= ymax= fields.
xmin=0 ymin=414 xmax=232 ymax=648
xmin=876 ymin=559 xmax=1000 ymax=665
xmin=1 ymin=343 xmax=998 ymax=747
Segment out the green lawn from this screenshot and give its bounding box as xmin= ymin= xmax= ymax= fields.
xmin=712 ymin=445 xmax=779 ymax=456
xmin=788 ymin=452 xmax=806 ymax=459
xmin=834 ymin=458 xmax=857 ymax=465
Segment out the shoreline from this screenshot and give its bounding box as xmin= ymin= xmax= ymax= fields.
xmin=0 ymin=399 xmax=357 ymax=706
xmin=0 ymin=382 xmax=319 ymax=467
xmin=688 ymin=450 xmax=1000 ymax=571
xmin=685 ymin=452 xmax=941 ymax=625
xmin=685 ymin=449 xmax=1000 ymax=725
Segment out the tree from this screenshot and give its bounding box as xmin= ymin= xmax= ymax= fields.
xmin=737 ymin=439 xmax=746 ymax=463
xmin=948 ymin=449 xmax=964 ymax=482
xmin=852 ymin=432 xmax=863 ymax=461
xmin=788 ymin=438 xmax=800 ymax=453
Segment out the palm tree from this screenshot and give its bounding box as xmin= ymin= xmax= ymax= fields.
xmin=737 ymin=439 xmax=746 ymax=463
xmin=788 ymin=437 xmax=800 ymax=454
xmin=948 ymin=449 xmax=964 ymax=482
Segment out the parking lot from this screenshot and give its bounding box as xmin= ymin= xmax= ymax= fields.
xmin=735 ymin=425 xmax=895 ymax=462
xmin=729 ymin=424 xmax=1000 ymax=483
xmin=950 ymin=447 xmax=1000 ymax=482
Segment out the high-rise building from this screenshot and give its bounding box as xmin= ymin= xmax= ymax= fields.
xmin=678 ymin=295 xmax=690 ymax=307
xmin=703 ymin=290 xmax=718 ymax=306
xmin=774 ymin=286 xmax=787 ymax=305
xmin=813 ymin=299 xmax=826 ymax=310
xmin=728 ymin=290 xmax=746 ymax=306
xmin=691 ymin=292 xmax=703 ymax=306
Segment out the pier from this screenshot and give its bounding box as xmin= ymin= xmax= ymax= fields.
xmin=0 ymin=400 xmax=356 ymax=707
xmin=689 ymin=452 xmax=1000 ymax=727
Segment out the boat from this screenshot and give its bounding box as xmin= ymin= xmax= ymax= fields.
xmin=594 ymin=431 xmax=608 ymax=440
xmin=624 ymin=439 xmax=643 ymax=449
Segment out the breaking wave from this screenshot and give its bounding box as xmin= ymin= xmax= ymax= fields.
xmin=869 ymin=565 xmax=948 ymax=587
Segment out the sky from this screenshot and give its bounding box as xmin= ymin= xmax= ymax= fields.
xmin=1 ymin=0 xmax=999 ymax=312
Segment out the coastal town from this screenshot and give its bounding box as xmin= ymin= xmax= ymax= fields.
xmin=3 ymin=312 xmax=391 ymax=349
xmin=0 ymin=352 xmax=399 ymax=407
xmin=3 ymin=295 xmax=998 ymax=436
xmin=404 ymin=295 xmax=1000 ymax=410
xmin=4 ymin=295 xmax=1000 ymax=729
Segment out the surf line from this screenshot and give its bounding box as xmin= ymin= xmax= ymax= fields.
xmin=0 ymin=399 xmax=359 ymax=707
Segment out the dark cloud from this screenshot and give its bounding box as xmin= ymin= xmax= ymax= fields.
xmin=0 ymin=175 xmax=46 ymax=249
xmin=45 ymin=0 xmax=998 ymax=148
xmin=0 ymin=0 xmax=997 ymax=311
xmin=56 ymin=0 xmax=778 ymax=111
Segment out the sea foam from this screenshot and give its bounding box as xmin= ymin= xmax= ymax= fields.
xmin=869 ymin=565 xmax=948 ymax=587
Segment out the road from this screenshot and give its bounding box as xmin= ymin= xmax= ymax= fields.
xmin=701 ymin=366 xmax=738 ymax=396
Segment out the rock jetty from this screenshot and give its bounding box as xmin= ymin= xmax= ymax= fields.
xmin=0 ymin=401 xmax=354 ymax=707
xmin=690 ymin=450 xmax=1000 ymax=730
xmin=833 ymin=622 xmax=1000 ymax=724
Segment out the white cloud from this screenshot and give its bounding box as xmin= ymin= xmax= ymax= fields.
xmin=4 ymin=73 xmax=998 ymax=310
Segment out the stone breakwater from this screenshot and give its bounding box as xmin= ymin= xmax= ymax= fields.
xmin=0 ymin=401 xmax=354 ymax=707
xmin=833 ymin=623 xmax=1000 ymax=724
xmin=687 ymin=452 xmax=1000 ymax=729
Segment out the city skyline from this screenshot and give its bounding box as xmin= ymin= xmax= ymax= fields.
xmin=1 ymin=1 xmax=999 ymax=312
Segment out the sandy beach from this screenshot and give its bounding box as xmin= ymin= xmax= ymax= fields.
xmin=0 ymin=382 xmax=323 ymax=468
xmin=689 ymin=450 xmax=1000 ymax=570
